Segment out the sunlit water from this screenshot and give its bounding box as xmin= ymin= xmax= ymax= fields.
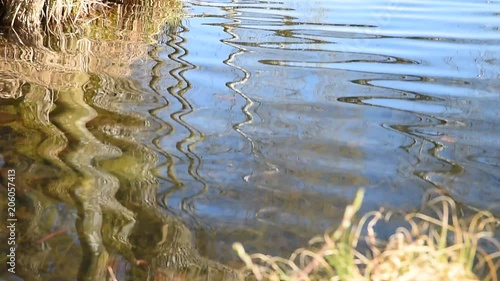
xmin=0 ymin=0 xmax=499 ymax=279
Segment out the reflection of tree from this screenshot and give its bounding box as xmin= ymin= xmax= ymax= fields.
xmin=149 ymin=24 xmax=212 ymax=223
xmin=92 ymin=118 xmax=237 ymax=280
xmin=220 ymin=9 xmax=259 ymax=163
xmin=85 ymin=73 xmax=237 ymax=277
xmin=0 ymin=70 xmax=137 ymax=280
xmin=0 ymin=5 xmax=237 ymax=280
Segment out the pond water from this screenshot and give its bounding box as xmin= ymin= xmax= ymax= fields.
xmin=0 ymin=0 xmax=499 ymax=280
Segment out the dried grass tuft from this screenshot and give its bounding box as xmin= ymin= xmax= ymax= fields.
xmin=1 ymin=0 xmax=106 ymax=30
xmin=235 ymin=189 xmax=500 ymax=281
xmin=0 ymin=0 xmax=183 ymax=32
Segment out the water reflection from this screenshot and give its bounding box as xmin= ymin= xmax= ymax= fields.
xmin=0 ymin=2 xmax=238 ymax=280
xmin=176 ymin=0 xmax=374 ymax=262
xmin=178 ymin=0 xmax=499 ymax=260
xmin=1 ymin=0 xmax=499 ymax=279
xmin=151 ymin=25 xmax=212 ymax=223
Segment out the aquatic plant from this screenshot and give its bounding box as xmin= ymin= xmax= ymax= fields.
xmin=234 ymin=189 xmax=500 ymax=281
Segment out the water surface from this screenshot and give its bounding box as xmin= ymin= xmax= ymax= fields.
xmin=0 ymin=0 xmax=499 ymax=279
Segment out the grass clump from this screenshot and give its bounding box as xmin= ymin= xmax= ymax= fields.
xmin=0 ymin=0 xmax=183 ymax=35
xmin=0 ymin=0 xmax=103 ymax=30
xmin=234 ymin=189 xmax=499 ymax=281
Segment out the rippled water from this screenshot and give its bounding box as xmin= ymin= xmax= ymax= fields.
xmin=0 ymin=0 xmax=499 ymax=280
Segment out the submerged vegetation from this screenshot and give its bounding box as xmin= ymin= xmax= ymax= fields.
xmin=235 ymin=189 xmax=500 ymax=281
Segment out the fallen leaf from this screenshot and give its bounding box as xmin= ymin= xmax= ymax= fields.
xmin=441 ymin=136 xmax=456 ymax=143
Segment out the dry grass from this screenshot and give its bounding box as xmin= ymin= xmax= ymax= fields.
xmin=0 ymin=0 xmax=183 ymax=100
xmin=0 ymin=0 xmax=183 ymax=34
xmin=1 ymin=0 xmax=105 ymax=30
xmin=234 ymin=189 xmax=500 ymax=281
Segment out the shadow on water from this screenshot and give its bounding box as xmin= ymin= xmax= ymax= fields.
xmin=0 ymin=2 xmax=238 ymax=281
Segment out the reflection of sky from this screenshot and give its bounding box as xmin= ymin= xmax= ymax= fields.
xmin=158 ymin=0 xmax=500 ymax=255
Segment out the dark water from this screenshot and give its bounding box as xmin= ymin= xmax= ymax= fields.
xmin=0 ymin=0 xmax=499 ymax=280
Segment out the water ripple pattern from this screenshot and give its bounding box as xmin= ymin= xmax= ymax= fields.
xmin=1 ymin=0 xmax=499 ymax=272
xmin=173 ymin=0 xmax=500 ymax=257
